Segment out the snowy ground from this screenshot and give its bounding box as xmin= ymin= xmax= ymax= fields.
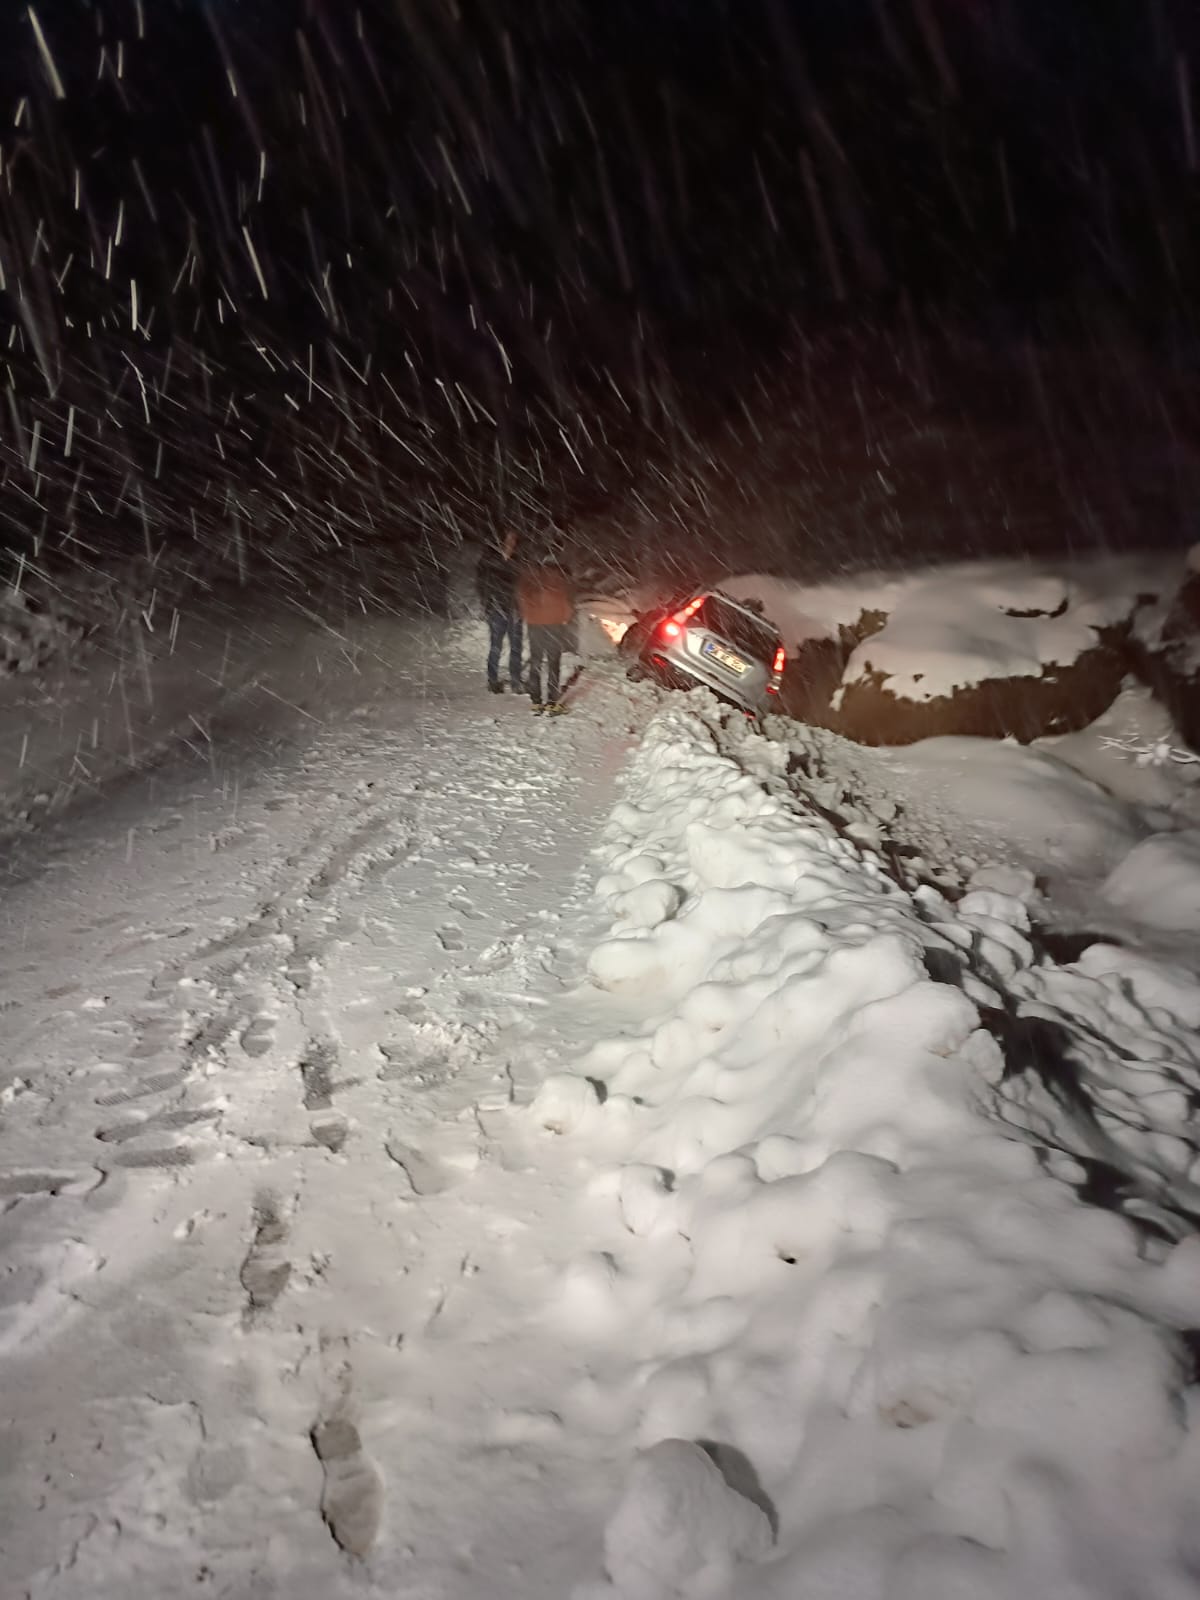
xmin=3 ymin=605 xmax=1200 ymax=1598
xmin=0 ymin=614 xmax=648 ymax=1598
xmin=563 ymin=699 xmax=1200 ymax=1599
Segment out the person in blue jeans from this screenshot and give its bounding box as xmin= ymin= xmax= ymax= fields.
xmin=517 ymin=555 xmax=575 ymax=714
xmin=475 ymin=530 xmax=523 ymax=693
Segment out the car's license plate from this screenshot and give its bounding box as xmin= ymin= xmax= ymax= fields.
xmin=702 ymin=639 xmax=748 ymax=674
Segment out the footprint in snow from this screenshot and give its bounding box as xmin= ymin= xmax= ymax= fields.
xmin=391 ymin=997 xmax=430 ymax=1023
xmin=436 ymin=925 xmax=465 ymax=953
xmin=95 ymin=1106 xmax=220 ymax=1145
xmin=311 ymin=1416 xmax=383 ymax=1559
xmin=311 ymin=1112 xmax=349 ymax=1154
xmin=385 ymin=1135 xmax=478 ymax=1195
xmin=93 ymin=1069 xmax=186 ymax=1107
xmin=111 ymin=1145 xmax=195 ymax=1170
xmin=239 ymin=1013 xmax=275 ymax=1058
xmin=240 ymin=1191 xmax=293 ymax=1322
xmin=299 ymin=1038 xmax=337 ymax=1112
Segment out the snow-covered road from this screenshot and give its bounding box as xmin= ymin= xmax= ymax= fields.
xmin=0 ymin=617 xmax=644 ymax=1599
xmin=4 ymin=610 xmax=1200 ymax=1600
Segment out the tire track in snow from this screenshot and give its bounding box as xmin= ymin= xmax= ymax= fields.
xmin=77 ymin=799 xmax=407 ymax=1167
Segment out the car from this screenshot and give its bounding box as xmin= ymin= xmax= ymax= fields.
xmin=622 ymin=588 xmax=786 ymax=715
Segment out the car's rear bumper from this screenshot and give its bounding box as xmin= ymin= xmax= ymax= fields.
xmin=648 ymin=650 xmax=768 ymax=712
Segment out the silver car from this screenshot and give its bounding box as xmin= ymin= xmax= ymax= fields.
xmin=624 ymin=589 xmax=786 ymax=714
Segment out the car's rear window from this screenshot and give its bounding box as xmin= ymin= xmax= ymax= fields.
xmin=697 ymin=597 xmax=779 ymax=659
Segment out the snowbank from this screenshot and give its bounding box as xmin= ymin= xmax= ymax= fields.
xmin=838 ymin=559 xmax=1163 ymax=703
xmin=723 ymin=554 xmax=1188 ymax=747
xmin=547 ymin=696 xmax=1200 ymax=1599
xmin=884 ymin=736 xmax=1144 ymax=875
xmin=1102 ymin=830 xmax=1200 ymax=933
xmin=728 ymin=556 xmax=1176 ymax=698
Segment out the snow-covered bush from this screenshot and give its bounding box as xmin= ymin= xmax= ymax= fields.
xmin=0 ymin=587 xmax=84 ymax=675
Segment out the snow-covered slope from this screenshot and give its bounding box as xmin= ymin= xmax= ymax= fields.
xmin=547 ymin=699 xmax=1200 ymax=1600
xmin=725 ymin=554 xmax=1183 ymax=702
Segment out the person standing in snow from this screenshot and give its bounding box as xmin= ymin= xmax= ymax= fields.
xmin=518 ymin=550 xmax=575 ymax=714
xmin=475 ymin=529 xmax=523 ymax=694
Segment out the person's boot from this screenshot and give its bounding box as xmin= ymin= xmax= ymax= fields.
xmin=531 ymin=700 xmax=545 ymax=714
xmin=547 ymin=702 xmax=568 ymax=716
xmin=487 ymin=681 xmax=503 ymax=694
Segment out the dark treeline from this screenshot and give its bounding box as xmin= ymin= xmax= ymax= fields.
xmin=1 ymin=0 xmax=1199 ymax=607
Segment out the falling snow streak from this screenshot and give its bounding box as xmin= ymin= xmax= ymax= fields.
xmin=0 ymin=0 xmax=1197 ymax=626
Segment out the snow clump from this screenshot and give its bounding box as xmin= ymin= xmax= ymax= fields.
xmin=558 ymin=694 xmax=1200 ymax=1600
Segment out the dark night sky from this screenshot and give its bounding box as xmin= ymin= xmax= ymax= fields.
xmin=2 ymin=1 xmax=1199 ymax=597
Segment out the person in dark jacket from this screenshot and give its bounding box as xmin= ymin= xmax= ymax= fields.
xmin=475 ymin=530 xmax=523 ymax=693
xmin=517 ymin=556 xmax=574 ymax=714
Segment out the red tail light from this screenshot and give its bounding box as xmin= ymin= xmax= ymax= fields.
xmin=660 ymin=595 xmax=705 ymax=641
xmin=765 ymin=643 xmax=785 ymax=695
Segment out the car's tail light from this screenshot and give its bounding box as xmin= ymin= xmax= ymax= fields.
xmin=661 ymin=595 xmax=705 ymax=640
xmin=766 ymin=642 xmax=785 ymax=696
